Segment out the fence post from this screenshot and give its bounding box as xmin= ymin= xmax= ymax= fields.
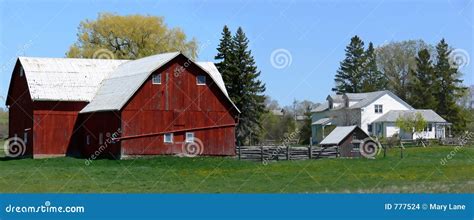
xmin=260 ymin=145 xmax=264 ymax=162
xmin=400 ymin=147 xmax=404 ymax=159
xmin=383 ymin=145 xmax=386 ymax=158
xmin=238 ymin=146 xmax=241 ymax=160
xmin=287 ymin=146 xmax=290 ymax=160
xmin=308 ymin=145 xmax=312 ymax=159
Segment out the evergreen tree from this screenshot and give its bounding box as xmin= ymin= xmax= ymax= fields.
xmin=298 ymin=105 xmax=313 ymax=145
xmin=407 ymin=49 xmax=437 ymax=109
xmin=433 ymin=39 xmax=466 ymax=132
xmin=361 ymin=42 xmax=387 ymax=92
xmin=333 ymin=35 xmax=366 ymax=94
xmin=216 ymin=27 xmax=266 ymax=145
xmin=214 ymin=25 xmax=235 ymax=95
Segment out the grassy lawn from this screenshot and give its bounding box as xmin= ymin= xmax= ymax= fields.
xmin=0 ymin=146 xmax=473 ymax=193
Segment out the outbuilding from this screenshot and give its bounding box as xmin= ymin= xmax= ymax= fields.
xmin=319 ymin=125 xmax=370 ymax=157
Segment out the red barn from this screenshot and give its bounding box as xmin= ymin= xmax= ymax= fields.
xmin=6 ymin=52 xmax=240 ymax=159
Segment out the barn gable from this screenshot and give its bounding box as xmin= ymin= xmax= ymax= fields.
xmin=80 ymin=52 xmax=239 ymax=114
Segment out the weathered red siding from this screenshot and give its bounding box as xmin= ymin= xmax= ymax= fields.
xmin=7 ymin=63 xmax=33 ymax=157
xmin=120 ymin=55 xmax=237 ymax=156
xmin=79 ymin=112 xmax=121 ymax=159
xmin=32 ymin=101 xmax=87 ymax=156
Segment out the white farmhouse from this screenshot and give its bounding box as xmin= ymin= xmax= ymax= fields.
xmin=311 ymin=90 xmax=450 ymax=143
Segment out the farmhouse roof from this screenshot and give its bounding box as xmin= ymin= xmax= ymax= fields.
xmin=345 ymin=90 xmax=413 ymax=109
xmin=311 ymin=102 xmax=329 ymax=112
xmin=312 ymin=117 xmax=332 ymax=125
xmin=372 ymin=109 xmax=448 ymax=123
xmin=16 ymin=57 xmax=127 ymax=102
xmin=319 ymin=125 xmax=368 ymax=145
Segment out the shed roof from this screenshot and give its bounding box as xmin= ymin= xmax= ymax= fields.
xmin=319 ymin=125 xmax=368 ymax=145
xmin=17 ymin=57 xmax=127 ymax=102
xmin=373 ymin=109 xmax=447 ymax=123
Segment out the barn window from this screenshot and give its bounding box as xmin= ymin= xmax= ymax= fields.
xmin=152 ymin=73 xmax=162 ymax=84
xmin=374 ymin=104 xmax=383 ymax=114
xmin=24 ymin=132 xmax=28 ymax=144
xmin=19 ymin=66 xmax=24 ymax=77
xmin=99 ymin=133 xmax=104 ymax=145
xmin=196 ymin=75 xmax=206 ymax=85
xmin=86 ymin=135 xmax=90 ymax=145
xmin=186 ymin=132 xmax=194 ymax=143
xmin=164 ymin=133 xmax=173 ymax=143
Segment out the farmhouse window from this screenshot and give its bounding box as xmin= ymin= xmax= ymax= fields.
xmin=425 ymin=123 xmax=433 ymax=132
xmin=197 ymin=75 xmax=206 ymax=85
xmin=152 ymin=73 xmax=162 ymax=84
xmin=374 ymin=105 xmax=383 ymax=113
xmin=186 ymin=132 xmax=194 ymax=143
xmin=368 ymin=124 xmax=373 ymax=133
xmin=164 ymin=133 xmax=173 ymax=143
xmin=99 ymin=133 xmax=104 ymax=145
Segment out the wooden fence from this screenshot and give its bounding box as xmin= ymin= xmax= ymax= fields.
xmin=236 ymin=145 xmax=339 ymax=162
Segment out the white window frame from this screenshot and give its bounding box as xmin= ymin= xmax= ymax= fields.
xmin=152 ymin=73 xmax=162 ymax=84
xmin=164 ymin=133 xmax=173 ymax=143
xmin=196 ymin=75 xmax=206 ymax=85
xmin=185 ymin=132 xmax=195 ymax=143
xmin=374 ymin=104 xmax=383 ymax=114
xmin=19 ymin=66 xmax=24 ymax=77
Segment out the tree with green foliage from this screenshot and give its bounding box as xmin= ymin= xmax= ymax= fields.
xmin=396 ymin=112 xmax=427 ymax=141
xmin=214 ymin=26 xmax=236 ymax=98
xmin=407 ymin=49 xmax=437 ymax=109
xmin=66 ymin=13 xmax=198 ymax=59
xmin=298 ymin=105 xmax=313 ymax=145
xmin=333 ymin=35 xmax=366 ymax=94
xmin=433 ymin=39 xmax=467 ymax=132
xmin=361 ymin=42 xmax=387 ymax=92
xmin=215 ymin=27 xmax=266 ymax=145
xmin=375 ymin=40 xmax=432 ymax=100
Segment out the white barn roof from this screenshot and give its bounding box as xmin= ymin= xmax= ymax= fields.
xmin=13 ymin=52 xmax=238 ymax=114
xmin=18 ymin=57 xmax=128 ymax=102
xmin=80 ymin=52 xmax=239 ymax=113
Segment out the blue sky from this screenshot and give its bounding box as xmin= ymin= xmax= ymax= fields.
xmin=0 ymin=0 xmax=472 ymax=108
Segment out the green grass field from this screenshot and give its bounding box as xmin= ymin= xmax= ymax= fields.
xmin=0 ymin=146 xmax=472 ymax=193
